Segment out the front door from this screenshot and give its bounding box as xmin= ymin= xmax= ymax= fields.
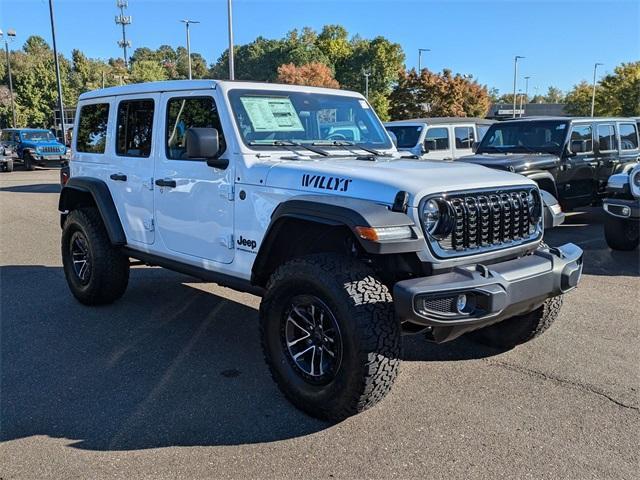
xmin=558 ymin=123 xmax=596 ymax=207
xmin=153 ymin=91 xmax=235 ymax=264
xmin=453 ymin=125 xmax=475 ymax=159
xmin=594 ymin=122 xmax=618 ymax=194
xmin=423 ymin=126 xmax=453 ymax=160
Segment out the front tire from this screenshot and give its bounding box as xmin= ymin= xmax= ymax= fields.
xmin=23 ymin=152 xmax=35 ymax=171
xmin=468 ymin=296 xmax=563 ymax=349
xmin=604 ymin=215 xmax=639 ymax=251
xmin=260 ymin=253 xmax=400 ymax=421
xmin=61 ymin=208 xmax=130 ymax=305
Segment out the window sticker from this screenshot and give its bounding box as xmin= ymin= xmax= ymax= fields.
xmin=240 ymin=96 xmax=304 ymax=132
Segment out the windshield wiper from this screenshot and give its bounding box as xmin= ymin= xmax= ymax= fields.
xmin=249 ymin=140 xmax=329 ymax=157
xmin=312 ymin=140 xmax=383 ymax=157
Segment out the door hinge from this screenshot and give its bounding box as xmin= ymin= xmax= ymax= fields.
xmin=143 ymin=177 xmax=154 ymax=190
xmin=219 ymin=183 xmax=235 ymax=201
xmin=219 ymin=234 xmax=234 ymax=249
xmin=143 ymin=218 xmax=155 ymax=231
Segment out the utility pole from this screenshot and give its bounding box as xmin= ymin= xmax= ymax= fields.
xmin=512 ymin=55 xmax=524 ymax=118
xmin=518 ymin=90 xmax=524 ymax=117
xmin=227 ymin=0 xmax=235 ymax=80
xmin=522 ymin=76 xmax=530 ymax=117
xmin=591 ymin=62 xmax=603 ymax=117
xmin=180 ymin=19 xmax=200 ymax=79
xmin=48 ymin=0 xmax=66 ymax=141
xmin=363 ymin=69 xmax=371 ymax=99
xmin=1 ymin=28 xmax=17 ymax=127
xmin=418 ymin=48 xmax=430 ymax=72
xmin=115 ymin=0 xmax=132 ymax=68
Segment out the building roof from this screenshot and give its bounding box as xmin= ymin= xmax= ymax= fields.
xmin=384 ymin=117 xmax=495 ymax=126
xmin=78 ymin=79 xmax=362 ymax=101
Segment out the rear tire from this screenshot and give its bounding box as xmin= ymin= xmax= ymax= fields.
xmin=61 ymin=208 xmax=130 ymax=305
xmin=604 ymin=215 xmax=639 ymax=251
xmin=468 ymin=296 xmax=563 ymax=349
xmin=260 ymin=253 xmax=400 ymax=421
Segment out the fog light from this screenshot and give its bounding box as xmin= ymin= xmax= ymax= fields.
xmin=456 ymin=294 xmax=467 ymax=313
xmin=622 ymin=206 xmax=631 ymax=217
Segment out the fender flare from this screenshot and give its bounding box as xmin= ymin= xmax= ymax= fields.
xmin=251 ymin=194 xmax=424 ymax=283
xmin=523 ymin=170 xmax=558 ymax=199
xmin=59 ymin=177 xmax=126 ymax=245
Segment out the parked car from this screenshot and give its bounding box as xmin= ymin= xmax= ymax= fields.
xmin=384 ymin=117 xmax=495 ymax=159
xmin=59 ymin=80 xmax=582 ymax=421
xmin=458 ymin=117 xmax=640 ymax=211
xmin=602 ymin=164 xmax=640 ymax=250
xmin=0 ymin=128 xmax=69 ymax=171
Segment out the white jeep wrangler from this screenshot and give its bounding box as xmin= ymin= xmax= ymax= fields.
xmin=59 ymin=80 xmax=583 ymax=421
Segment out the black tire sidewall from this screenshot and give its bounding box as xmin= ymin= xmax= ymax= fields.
xmin=262 ymin=273 xmax=368 ymax=413
xmin=61 ymin=214 xmax=98 ymax=298
xmin=604 ymin=215 xmax=639 ymax=251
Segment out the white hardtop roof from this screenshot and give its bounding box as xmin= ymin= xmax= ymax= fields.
xmin=78 ymin=79 xmax=364 ymax=101
xmin=384 ymin=117 xmax=494 ymax=127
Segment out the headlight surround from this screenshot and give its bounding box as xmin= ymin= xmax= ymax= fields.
xmin=527 ymin=189 xmax=543 ymax=225
xmin=632 ymin=171 xmax=640 ymax=188
xmin=420 ymin=197 xmax=454 ymax=239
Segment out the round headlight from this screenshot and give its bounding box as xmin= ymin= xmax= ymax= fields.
xmin=633 ymin=171 xmax=640 ymax=188
xmin=422 ymin=199 xmax=441 ymax=234
xmin=528 ymin=190 xmax=542 ymax=224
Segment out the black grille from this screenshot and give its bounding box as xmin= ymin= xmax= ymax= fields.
xmin=431 ymin=187 xmax=540 ymax=256
xmin=421 ymin=295 xmax=458 ymax=314
xmin=40 ymin=146 xmax=63 ymax=153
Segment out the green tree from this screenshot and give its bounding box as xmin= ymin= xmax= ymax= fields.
xmin=130 ymin=59 xmax=168 ymax=83
xmin=564 ymin=81 xmax=594 ymax=116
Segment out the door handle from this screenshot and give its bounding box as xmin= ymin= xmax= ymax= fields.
xmin=110 ymin=173 xmax=127 ymax=181
xmin=155 ymin=178 xmax=176 ymax=188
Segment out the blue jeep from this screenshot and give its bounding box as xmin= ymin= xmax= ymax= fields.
xmin=0 ymin=128 xmax=69 ymax=171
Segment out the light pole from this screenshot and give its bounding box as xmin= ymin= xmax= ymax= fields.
xmin=180 ymin=19 xmax=200 ymax=79
xmin=522 ymin=76 xmax=530 ymax=117
xmin=48 ymin=0 xmax=66 ymax=141
xmin=591 ymin=62 xmax=603 ymax=117
xmin=227 ymin=0 xmax=234 ymax=80
xmin=1 ymin=28 xmax=17 ymax=127
xmin=363 ymin=69 xmax=371 ymax=99
xmin=418 ymin=48 xmax=430 ymax=72
xmin=512 ymin=55 xmax=524 ymax=118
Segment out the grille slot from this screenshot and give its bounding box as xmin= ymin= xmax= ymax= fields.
xmin=40 ymin=146 xmax=63 ymax=153
xmin=428 ymin=187 xmax=540 ymax=258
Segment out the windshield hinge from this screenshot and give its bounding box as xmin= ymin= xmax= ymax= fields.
xmin=143 ymin=177 xmax=154 ymax=190
xmin=219 ymin=183 xmax=235 ymax=201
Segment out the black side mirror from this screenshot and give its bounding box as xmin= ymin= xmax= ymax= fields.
xmin=185 ymin=127 xmax=228 ymax=169
xmin=570 ymin=140 xmax=585 ymax=154
xmin=423 ymin=140 xmax=436 ymax=153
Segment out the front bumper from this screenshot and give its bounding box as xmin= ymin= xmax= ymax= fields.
xmin=603 ymin=198 xmax=640 ymax=220
xmin=394 ymin=243 xmax=583 ymax=343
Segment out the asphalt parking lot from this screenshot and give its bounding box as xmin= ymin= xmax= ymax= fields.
xmin=1 ymin=167 xmax=638 ymax=480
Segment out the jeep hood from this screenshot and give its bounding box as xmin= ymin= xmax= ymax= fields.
xmin=458 ymin=153 xmax=560 ymax=173
xmin=264 ymin=157 xmax=536 ymax=207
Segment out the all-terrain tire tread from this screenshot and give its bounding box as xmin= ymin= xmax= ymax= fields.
xmin=604 ymin=215 xmax=640 ymax=251
xmin=260 ymin=253 xmax=400 ymax=421
xmin=62 ymin=208 xmax=129 ymax=305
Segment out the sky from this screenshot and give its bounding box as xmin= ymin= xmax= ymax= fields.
xmin=1 ymin=0 xmax=638 ymax=95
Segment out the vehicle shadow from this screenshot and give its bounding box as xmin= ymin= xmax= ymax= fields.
xmin=545 ymin=207 xmax=639 ymax=277
xmin=0 ymin=183 xmax=61 ymax=194
xmin=1 ymin=264 xmax=505 ymax=451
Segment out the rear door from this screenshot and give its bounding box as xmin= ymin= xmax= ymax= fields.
xmin=423 ymin=126 xmax=452 ymax=160
xmin=153 ymin=91 xmax=235 ymax=264
xmin=617 ymin=121 xmax=640 ymax=170
xmin=594 ymin=122 xmax=618 ymax=193
xmin=108 ymin=94 xmax=157 ymax=245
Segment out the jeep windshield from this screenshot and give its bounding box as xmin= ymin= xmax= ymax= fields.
xmin=385 ymin=125 xmax=422 ymax=148
xmin=477 ymin=120 xmax=568 ymax=155
xmin=20 ymin=131 xmax=56 ymax=142
xmin=228 ymin=89 xmax=393 ymax=154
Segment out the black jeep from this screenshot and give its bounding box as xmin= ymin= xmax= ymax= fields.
xmin=459 ymin=117 xmax=640 ymax=211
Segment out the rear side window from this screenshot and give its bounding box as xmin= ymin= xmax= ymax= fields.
xmin=454 ymin=126 xmax=475 ymax=149
xmin=116 ymin=99 xmax=155 ymax=158
xmin=570 ymin=124 xmax=593 ymax=153
xmin=165 ymin=96 xmax=226 ymax=160
xmin=385 ymin=126 xmax=422 ymax=148
xmin=597 ymin=124 xmax=616 ymax=151
xmin=619 ymin=123 xmax=639 ymax=150
xmin=425 ymin=127 xmax=449 ymax=150
xmin=76 ymin=103 xmax=110 ymax=154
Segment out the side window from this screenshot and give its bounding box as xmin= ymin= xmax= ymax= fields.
xmin=569 ymin=124 xmax=593 ymax=154
xmin=454 ymin=126 xmax=475 ymax=149
xmin=597 ymin=124 xmax=616 ymax=152
xmin=425 ymin=127 xmax=449 ymax=151
xmin=76 ymin=103 xmax=110 ymax=154
xmin=166 ymin=96 xmax=226 ymax=160
xmin=116 ymin=99 xmax=155 ymax=158
xmin=619 ymin=123 xmax=639 ymax=150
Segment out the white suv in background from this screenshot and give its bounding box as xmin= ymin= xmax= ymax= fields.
xmin=384 ymin=117 xmax=494 ymax=159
